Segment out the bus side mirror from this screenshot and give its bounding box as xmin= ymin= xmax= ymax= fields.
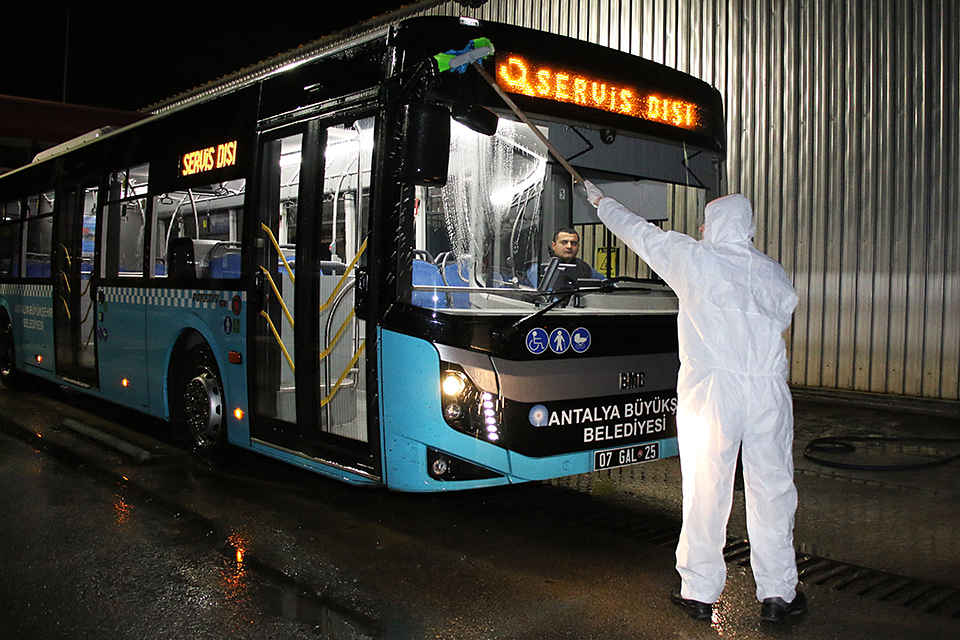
xmin=401 ymin=104 xmax=450 ymax=186
xmin=452 ymin=104 xmax=498 ymax=136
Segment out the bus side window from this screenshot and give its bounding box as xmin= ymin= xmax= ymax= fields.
xmin=101 ymin=164 xmax=149 ymax=278
xmin=24 ymin=192 xmax=54 ymax=278
xmin=0 ymin=200 xmax=21 ymax=277
xmin=151 ymin=179 xmax=244 ymax=279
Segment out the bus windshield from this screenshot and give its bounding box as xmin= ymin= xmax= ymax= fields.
xmin=410 ymin=115 xmax=704 ymax=314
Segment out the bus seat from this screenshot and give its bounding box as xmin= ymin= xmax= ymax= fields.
xmin=412 ymin=259 xmax=445 ymax=309
xmin=210 ymin=251 xmax=241 ymax=279
xmin=169 ymin=238 xmax=220 ymax=279
xmin=442 ymin=262 xmax=471 ymax=309
xmin=525 ymin=263 xmax=539 ymax=288
xmin=25 ymin=259 xmax=51 ymax=278
xmin=190 ymin=240 xmax=218 ymax=278
xmin=168 ymin=237 xmax=196 ymax=280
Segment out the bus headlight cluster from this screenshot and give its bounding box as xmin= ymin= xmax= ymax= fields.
xmin=440 ymin=365 xmax=501 ymax=443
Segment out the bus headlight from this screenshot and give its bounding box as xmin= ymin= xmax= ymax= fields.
xmin=442 ymin=371 xmax=467 ymax=396
xmin=439 ymin=364 xmax=501 ymax=443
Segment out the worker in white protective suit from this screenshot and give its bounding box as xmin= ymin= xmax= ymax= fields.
xmin=584 ymin=181 xmax=804 ymax=623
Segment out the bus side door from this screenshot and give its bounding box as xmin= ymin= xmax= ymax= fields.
xmin=52 ymin=181 xmax=99 ymax=388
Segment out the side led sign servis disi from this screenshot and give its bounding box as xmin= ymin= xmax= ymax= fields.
xmin=181 ymin=140 xmax=238 ymax=177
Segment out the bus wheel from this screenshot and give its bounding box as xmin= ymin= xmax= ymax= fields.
xmin=178 ymin=344 xmax=226 ymax=455
xmin=0 ymin=315 xmax=28 ymax=390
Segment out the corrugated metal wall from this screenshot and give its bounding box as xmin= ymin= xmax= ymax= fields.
xmin=419 ymin=0 xmax=960 ymax=401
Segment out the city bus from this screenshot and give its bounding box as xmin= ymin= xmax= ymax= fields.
xmin=0 ymin=16 xmax=725 ymax=491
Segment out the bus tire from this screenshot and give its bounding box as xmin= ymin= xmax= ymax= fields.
xmin=176 ymin=343 xmax=228 ymax=457
xmin=0 ymin=313 xmax=29 ymax=390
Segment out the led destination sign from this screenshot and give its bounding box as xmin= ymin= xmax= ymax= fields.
xmin=496 ymin=54 xmax=705 ymax=132
xmin=181 ymin=140 xmax=238 ymax=176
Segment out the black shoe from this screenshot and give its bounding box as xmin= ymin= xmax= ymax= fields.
xmin=760 ymin=591 xmax=806 ymax=622
xmin=670 ymin=585 xmax=712 ymax=621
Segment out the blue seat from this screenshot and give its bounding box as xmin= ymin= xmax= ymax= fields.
xmin=25 ymin=260 xmax=50 ymax=278
xmin=412 ymin=260 xmax=446 ymax=309
xmin=211 ymin=252 xmax=241 ymax=279
xmin=442 ymin=262 xmax=471 ymax=308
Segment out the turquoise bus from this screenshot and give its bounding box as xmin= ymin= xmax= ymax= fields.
xmin=0 ymin=16 xmax=725 ymax=491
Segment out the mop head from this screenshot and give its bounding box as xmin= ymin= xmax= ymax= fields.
xmin=434 ymin=38 xmax=495 ymax=74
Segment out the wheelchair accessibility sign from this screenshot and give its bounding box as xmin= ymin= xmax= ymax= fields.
xmin=525 ymin=328 xmax=549 ymax=354
xmin=525 ymin=327 xmax=590 ymax=355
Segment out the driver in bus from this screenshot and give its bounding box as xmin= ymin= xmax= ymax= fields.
xmin=549 ymin=228 xmax=604 ymax=280
xmin=584 ymin=181 xmax=804 ymax=624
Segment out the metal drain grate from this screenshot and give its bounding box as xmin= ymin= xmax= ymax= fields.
xmin=486 ymin=484 xmax=960 ymax=619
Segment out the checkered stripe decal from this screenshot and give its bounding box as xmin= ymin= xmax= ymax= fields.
xmin=103 ymin=287 xmax=245 ymax=309
xmin=0 ymin=283 xmax=53 ymax=297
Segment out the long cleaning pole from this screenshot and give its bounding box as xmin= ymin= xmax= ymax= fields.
xmin=469 ymin=61 xmax=585 ymax=187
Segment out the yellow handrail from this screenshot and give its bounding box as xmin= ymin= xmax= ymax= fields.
xmin=259 ymin=310 xmax=296 ymax=374
xmin=319 ymin=237 xmax=368 ymax=314
xmin=320 ymin=340 xmax=366 ymax=407
xmin=318 ymin=309 xmax=355 ymax=361
xmin=260 ymin=223 xmax=295 ymax=285
xmin=259 ymin=266 xmax=295 ymax=330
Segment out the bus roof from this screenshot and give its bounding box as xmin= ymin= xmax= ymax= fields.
xmin=5 ymin=15 xmax=725 ymax=176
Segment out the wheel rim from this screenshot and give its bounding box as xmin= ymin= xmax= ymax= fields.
xmin=183 ymin=369 xmax=223 ymax=448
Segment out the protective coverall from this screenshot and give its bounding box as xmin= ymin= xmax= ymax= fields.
xmin=590 ymin=187 xmax=800 ymax=604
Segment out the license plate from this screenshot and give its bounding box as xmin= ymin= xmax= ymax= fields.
xmin=594 ymin=442 xmax=660 ymax=471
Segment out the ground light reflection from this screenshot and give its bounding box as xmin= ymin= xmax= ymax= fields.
xmin=709 ymin=597 xmax=733 ymax=635
xmin=217 ymin=530 xmax=381 ymax=638
xmin=221 ymin=530 xmax=252 ymax=606
xmin=112 ymin=497 xmax=130 ymax=526
xmin=672 ymin=596 xmax=735 ymax=640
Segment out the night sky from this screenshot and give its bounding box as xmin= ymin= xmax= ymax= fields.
xmin=4 ymin=1 xmax=414 ymax=112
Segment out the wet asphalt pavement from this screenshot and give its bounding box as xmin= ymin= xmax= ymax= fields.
xmin=1 ymin=382 xmax=959 ymax=639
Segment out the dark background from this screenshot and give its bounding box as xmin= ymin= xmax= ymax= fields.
xmin=3 ymin=1 xmax=412 ymax=111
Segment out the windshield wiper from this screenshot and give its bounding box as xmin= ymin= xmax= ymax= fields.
xmin=492 ymin=277 xmax=666 ymax=346
xmin=493 ymin=289 xmax=579 ymax=346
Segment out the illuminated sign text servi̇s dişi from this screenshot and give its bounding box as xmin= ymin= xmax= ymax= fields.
xmin=181 ymin=140 xmax=238 ymax=177
xmin=495 ymin=53 xmax=705 ymax=132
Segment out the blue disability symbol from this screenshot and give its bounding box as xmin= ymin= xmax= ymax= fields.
xmin=526 ymin=328 xmax=548 ymax=354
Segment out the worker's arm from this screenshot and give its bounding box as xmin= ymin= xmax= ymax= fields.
xmin=592 ymin=190 xmax=697 ymax=288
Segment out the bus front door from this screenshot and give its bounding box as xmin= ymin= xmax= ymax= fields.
xmin=52 ymin=182 xmax=99 ymax=388
xmin=251 ymin=130 xmax=303 ymax=449
xmin=250 ymin=118 xmax=377 ymax=479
